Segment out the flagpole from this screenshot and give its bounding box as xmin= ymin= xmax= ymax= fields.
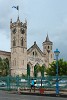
xmin=12 ymin=6 xmax=19 ymax=19
xmin=18 ymin=6 xmax=19 ymax=18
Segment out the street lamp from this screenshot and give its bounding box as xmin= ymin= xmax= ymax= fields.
xmin=54 ymin=48 xmax=60 ymax=95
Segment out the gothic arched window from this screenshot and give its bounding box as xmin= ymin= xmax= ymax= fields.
xmin=27 ymin=64 xmax=30 ymax=77
xmin=12 ymin=28 xmax=16 ymax=34
xmin=33 ymin=52 xmax=34 ymax=56
xmin=51 ymin=46 xmax=52 ymax=50
xmin=48 ymin=46 xmax=49 ymax=49
xmin=13 ymin=37 xmax=16 ymax=46
xmin=21 ymin=38 xmax=24 ymax=46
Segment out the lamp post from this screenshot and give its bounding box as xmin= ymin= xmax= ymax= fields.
xmin=54 ymin=49 xmax=60 ymax=95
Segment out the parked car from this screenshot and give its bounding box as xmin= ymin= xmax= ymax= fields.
xmin=59 ymin=79 xmax=67 ymax=83
xmin=0 ymin=81 xmax=6 ymax=87
xmin=52 ymin=79 xmax=67 ymax=87
xmin=34 ymin=80 xmax=51 ymax=87
xmin=20 ymin=79 xmax=27 ymax=82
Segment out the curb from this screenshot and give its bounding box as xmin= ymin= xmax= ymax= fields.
xmin=18 ymin=91 xmax=67 ymax=98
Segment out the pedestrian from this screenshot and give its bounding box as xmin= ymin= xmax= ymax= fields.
xmin=30 ymin=78 xmax=35 ymax=92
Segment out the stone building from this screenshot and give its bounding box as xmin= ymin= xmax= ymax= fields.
xmin=0 ymin=17 xmax=54 ymax=76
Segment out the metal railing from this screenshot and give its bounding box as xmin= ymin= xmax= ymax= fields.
xmin=0 ymin=75 xmax=67 ymax=91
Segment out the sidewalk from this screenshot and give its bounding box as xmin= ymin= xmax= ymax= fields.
xmin=17 ymin=88 xmax=67 ymax=97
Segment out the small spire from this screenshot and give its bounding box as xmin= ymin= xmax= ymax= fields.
xmin=46 ymin=34 xmax=49 ymax=42
xmin=17 ymin=16 xmax=20 ymax=22
xmin=34 ymin=41 xmax=36 ymax=45
xmin=10 ymin=19 xmax=12 ymax=23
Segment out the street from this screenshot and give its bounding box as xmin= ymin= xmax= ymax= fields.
xmin=0 ymin=90 xmax=67 ymax=100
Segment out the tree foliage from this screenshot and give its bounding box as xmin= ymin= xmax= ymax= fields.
xmin=46 ymin=59 xmax=67 ymax=76
xmin=38 ymin=65 xmax=46 ymax=77
xmin=0 ymin=57 xmax=9 ymax=76
xmin=34 ymin=64 xmax=46 ymax=77
xmin=34 ymin=64 xmax=39 ymax=77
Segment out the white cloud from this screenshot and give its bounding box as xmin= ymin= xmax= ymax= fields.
xmin=0 ymin=0 xmax=67 ymax=60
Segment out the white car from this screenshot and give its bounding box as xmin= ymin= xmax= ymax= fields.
xmin=0 ymin=81 xmax=6 ymax=87
xmin=52 ymin=79 xmax=67 ymax=87
xmin=34 ymin=80 xmax=50 ymax=87
xmin=20 ymin=79 xmax=27 ymax=82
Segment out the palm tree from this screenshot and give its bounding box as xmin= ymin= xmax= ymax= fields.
xmin=34 ymin=64 xmax=46 ymax=77
xmin=38 ymin=65 xmax=46 ymax=77
xmin=34 ymin=64 xmax=39 ymax=77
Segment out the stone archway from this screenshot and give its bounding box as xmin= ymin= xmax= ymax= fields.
xmin=34 ymin=63 xmax=40 ymax=77
xmin=27 ymin=62 xmax=33 ymax=77
xmin=27 ymin=64 xmax=30 ymax=77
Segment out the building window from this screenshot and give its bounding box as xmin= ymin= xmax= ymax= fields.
xmin=21 ymin=38 xmax=23 ymax=46
xmin=33 ymin=52 xmax=34 ymax=56
xmin=12 ymin=28 xmax=16 ymax=34
xmin=23 ymin=60 xmax=24 ymax=65
xmin=15 ymin=58 xmax=16 ymax=66
xmin=13 ymin=37 xmax=16 ymax=46
xmin=48 ymin=46 xmax=49 ymax=49
xmin=35 ymin=51 xmax=37 ymax=56
xmin=13 ymin=60 xmax=14 ymax=66
xmin=51 ymin=54 xmax=52 ymax=58
xmin=51 ymin=46 xmax=52 ymax=50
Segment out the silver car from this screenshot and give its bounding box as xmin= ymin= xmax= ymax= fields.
xmin=0 ymin=81 xmax=6 ymax=87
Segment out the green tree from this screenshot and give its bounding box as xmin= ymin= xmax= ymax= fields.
xmin=58 ymin=59 xmax=67 ymax=75
xmin=38 ymin=65 xmax=46 ymax=77
xmin=0 ymin=57 xmax=3 ymax=75
xmin=34 ymin=64 xmax=46 ymax=77
xmin=3 ymin=58 xmax=10 ymax=75
xmin=0 ymin=58 xmax=9 ymax=76
xmin=46 ymin=59 xmax=67 ymax=76
xmin=46 ymin=61 xmax=56 ymax=76
xmin=34 ymin=64 xmax=39 ymax=77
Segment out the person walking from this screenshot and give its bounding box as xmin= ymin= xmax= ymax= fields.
xmin=30 ymin=78 xmax=35 ymax=92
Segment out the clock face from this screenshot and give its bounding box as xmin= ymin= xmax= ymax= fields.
xmin=20 ymin=28 xmax=25 ymax=34
xmin=12 ymin=28 xmax=16 ymax=34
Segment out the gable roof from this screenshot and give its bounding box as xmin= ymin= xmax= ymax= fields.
xmin=27 ymin=41 xmax=45 ymax=57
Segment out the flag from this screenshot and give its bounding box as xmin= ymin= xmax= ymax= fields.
xmin=12 ymin=6 xmax=19 ymax=10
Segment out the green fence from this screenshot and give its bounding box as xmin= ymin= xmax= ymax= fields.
xmin=0 ymin=75 xmax=67 ymax=91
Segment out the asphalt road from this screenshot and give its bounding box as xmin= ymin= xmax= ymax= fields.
xmin=0 ymin=90 xmax=67 ymax=100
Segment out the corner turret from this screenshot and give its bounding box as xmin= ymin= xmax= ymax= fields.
xmin=43 ymin=34 xmax=53 ymax=67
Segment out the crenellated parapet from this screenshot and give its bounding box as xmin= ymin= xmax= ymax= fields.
xmin=10 ymin=17 xmax=27 ymax=29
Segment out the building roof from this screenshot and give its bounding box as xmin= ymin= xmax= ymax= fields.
xmin=0 ymin=50 xmax=11 ymax=56
xmin=27 ymin=41 xmax=45 ymax=57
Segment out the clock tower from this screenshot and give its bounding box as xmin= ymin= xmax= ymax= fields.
xmin=10 ymin=17 xmax=27 ymax=76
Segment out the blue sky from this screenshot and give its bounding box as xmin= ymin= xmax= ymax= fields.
xmin=0 ymin=0 xmax=67 ymax=60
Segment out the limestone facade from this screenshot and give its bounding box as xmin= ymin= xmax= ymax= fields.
xmin=0 ymin=18 xmax=54 ymax=76
xmin=10 ymin=17 xmax=27 ymax=76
